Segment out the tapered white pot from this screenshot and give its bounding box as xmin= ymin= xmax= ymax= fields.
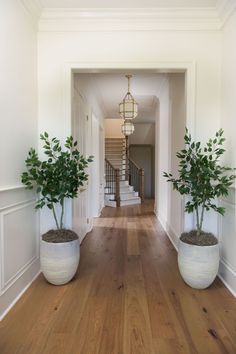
xmin=178 ymin=239 xmax=219 ymax=289
xmin=40 ymin=239 xmax=80 ymax=285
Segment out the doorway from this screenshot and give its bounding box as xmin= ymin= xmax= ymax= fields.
xmin=71 ymin=69 xmax=189 ymax=242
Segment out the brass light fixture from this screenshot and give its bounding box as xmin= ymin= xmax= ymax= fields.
xmin=119 ymin=75 xmax=138 ymax=120
xmin=121 ymin=121 xmax=135 ymax=136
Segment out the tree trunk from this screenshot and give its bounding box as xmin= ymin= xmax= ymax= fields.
xmin=196 ymin=207 xmax=201 ymax=237
xmin=60 ymin=199 xmax=64 ymax=229
xmin=52 ymin=204 xmax=60 ymax=229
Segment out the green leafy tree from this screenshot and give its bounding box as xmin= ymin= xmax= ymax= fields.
xmin=21 ymin=132 xmax=93 ymax=230
xmin=164 ymin=129 xmax=235 ymax=238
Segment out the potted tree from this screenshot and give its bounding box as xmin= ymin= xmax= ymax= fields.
xmin=21 ymin=132 xmax=93 ymax=285
xmin=164 ymin=128 xmax=235 ymax=289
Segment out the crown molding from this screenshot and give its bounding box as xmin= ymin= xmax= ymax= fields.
xmin=39 ymin=7 xmax=224 ymax=32
xmin=40 ymin=7 xmax=220 ymax=19
xmin=217 ymin=0 xmax=236 ymax=26
xmin=20 ymin=0 xmax=43 ymax=21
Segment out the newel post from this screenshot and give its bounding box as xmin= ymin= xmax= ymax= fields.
xmin=139 ymin=168 xmax=144 ymax=203
xmin=115 ymin=169 xmax=120 ymax=207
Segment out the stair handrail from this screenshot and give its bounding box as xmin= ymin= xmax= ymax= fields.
xmin=105 ymin=158 xmax=115 ymax=169
xmin=126 ymin=155 xmax=144 ymax=203
xmin=127 ymin=156 xmax=140 ymax=170
xmin=105 ymin=158 xmax=120 ymax=207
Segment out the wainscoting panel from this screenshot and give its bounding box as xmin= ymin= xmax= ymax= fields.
xmin=0 ymin=187 xmax=40 ymax=320
xmin=0 ymin=187 xmax=35 ymax=209
xmin=218 ymin=187 xmax=236 ymax=295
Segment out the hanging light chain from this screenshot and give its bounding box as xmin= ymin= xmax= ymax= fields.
xmin=126 ymin=74 xmax=132 ymax=94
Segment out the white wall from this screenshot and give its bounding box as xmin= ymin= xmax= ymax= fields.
xmin=0 ymin=1 xmax=38 ymax=187
xmin=74 ymin=74 xmax=105 ymax=128
xmin=219 ymin=9 xmax=236 ymax=295
xmin=155 ymin=78 xmax=171 ymax=224
xmin=168 ymin=74 xmax=186 ymax=242
xmin=105 ymin=119 xmax=123 ymax=138
xmin=104 ymin=118 xmax=124 ymax=139
xmin=72 ymin=75 xmax=105 ymax=242
xmin=0 ymin=1 xmax=39 ymax=319
xmin=129 ymin=123 xmax=155 ymax=146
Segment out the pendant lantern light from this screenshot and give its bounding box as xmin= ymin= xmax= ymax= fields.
xmin=119 ymin=75 xmax=138 ymax=120
xmin=121 ymin=121 xmax=135 ymax=136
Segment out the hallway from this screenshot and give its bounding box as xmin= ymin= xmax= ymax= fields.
xmin=0 ymin=201 xmax=235 ymax=353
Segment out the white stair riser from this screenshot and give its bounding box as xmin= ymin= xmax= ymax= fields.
xmin=105 ymin=186 xmax=134 ymax=194
xmin=105 ymin=180 xmax=129 ymax=188
xmin=105 ymin=192 xmax=139 ymax=201
xmin=104 ymin=197 xmax=141 ymax=207
xmin=104 ymin=200 xmax=117 ymax=207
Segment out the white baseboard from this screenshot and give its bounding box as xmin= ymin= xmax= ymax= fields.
xmin=218 ymin=259 xmax=236 ymax=297
xmin=156 ymin=213 xmax=236 ymax=298
xmin=157 ymin=212 xmax=179 ymax=251
xmin=0 ymin=260 xmax=40 ymax=321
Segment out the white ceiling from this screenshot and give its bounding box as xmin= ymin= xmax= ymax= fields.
xmin=76 ymin=73 xmax=174 ymax=123
xmin=40 ymin=0 xmax=219 ymax=9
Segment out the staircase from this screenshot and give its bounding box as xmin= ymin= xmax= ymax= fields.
xmin=105 ymin=138 xmax=142 ymax=207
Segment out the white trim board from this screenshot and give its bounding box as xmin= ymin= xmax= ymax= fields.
xmin=0 ymin=200 xmax=39 ymax=294
xmin=38 ymin=3 xmax=236 ymax=32
xmin=20 ymin=0 xmax=42 ymax=22
xmin=157 ymin=211 xmax=179 ymax=251
xmin=0 ymin=186 xmax=25 ymax=192
xmin=39 ymin=10 xmax=221 ymax=32
xmin=0 ymin=270 xmax=41 ymax=321
xmin=0 ymin=188 xmax=40 ymax=320
xmin=218 ymin=261 xmax=236 ymax=298
xmin=19 ymin=0 xmax=236 ymax=30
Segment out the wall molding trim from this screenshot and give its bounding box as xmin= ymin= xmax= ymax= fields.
xmin=18 ymin=1 xmax=236 ymax=31
xmin=0 ymin=198 xmax=36 ymax=213
xmin=157 ymin=211 xmax=179 ymax=251
xmin=38 ymin=7 xmax=227 ymax=32
xmin=0 ymin=200 xmax=38 ymax=294
xmin=219 ymin=260 xmax=236 ymax=297
xmin=217 ymin=0 xmax=236 ymax=26
xmin=0 ymin=185 xmax=25 ymax=192
xmin=0 ymin=269 xmax=41 ymax=321
xmin=20 ymin=0 xmax=42 ymax=21
xmin=0 ymin=188 xmax=40 ymax=320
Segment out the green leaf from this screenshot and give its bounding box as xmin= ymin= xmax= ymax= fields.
xmin=163 ymin=127 xmax=235 ymax=232
xmin=21 ymin=133 xmax=93 ymax=229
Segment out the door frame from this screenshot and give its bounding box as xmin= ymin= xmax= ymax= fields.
xmin=68 ymin=61 xmax=196 ymax=234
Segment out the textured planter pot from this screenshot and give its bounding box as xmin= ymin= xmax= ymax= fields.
xmin=40 ymin=238 xmax=80 ymax=285
xmin=178 ymin=239 xmax=219 ymax=289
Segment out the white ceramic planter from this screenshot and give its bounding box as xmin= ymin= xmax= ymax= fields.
xmin=178 ymin=239 xmax=219 ymax=289
xmin=40 ymin=239 xmax=80 ymax=285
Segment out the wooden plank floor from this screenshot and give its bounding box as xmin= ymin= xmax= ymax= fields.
xmin=0 ymin=200 xmax=236 ymax=354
